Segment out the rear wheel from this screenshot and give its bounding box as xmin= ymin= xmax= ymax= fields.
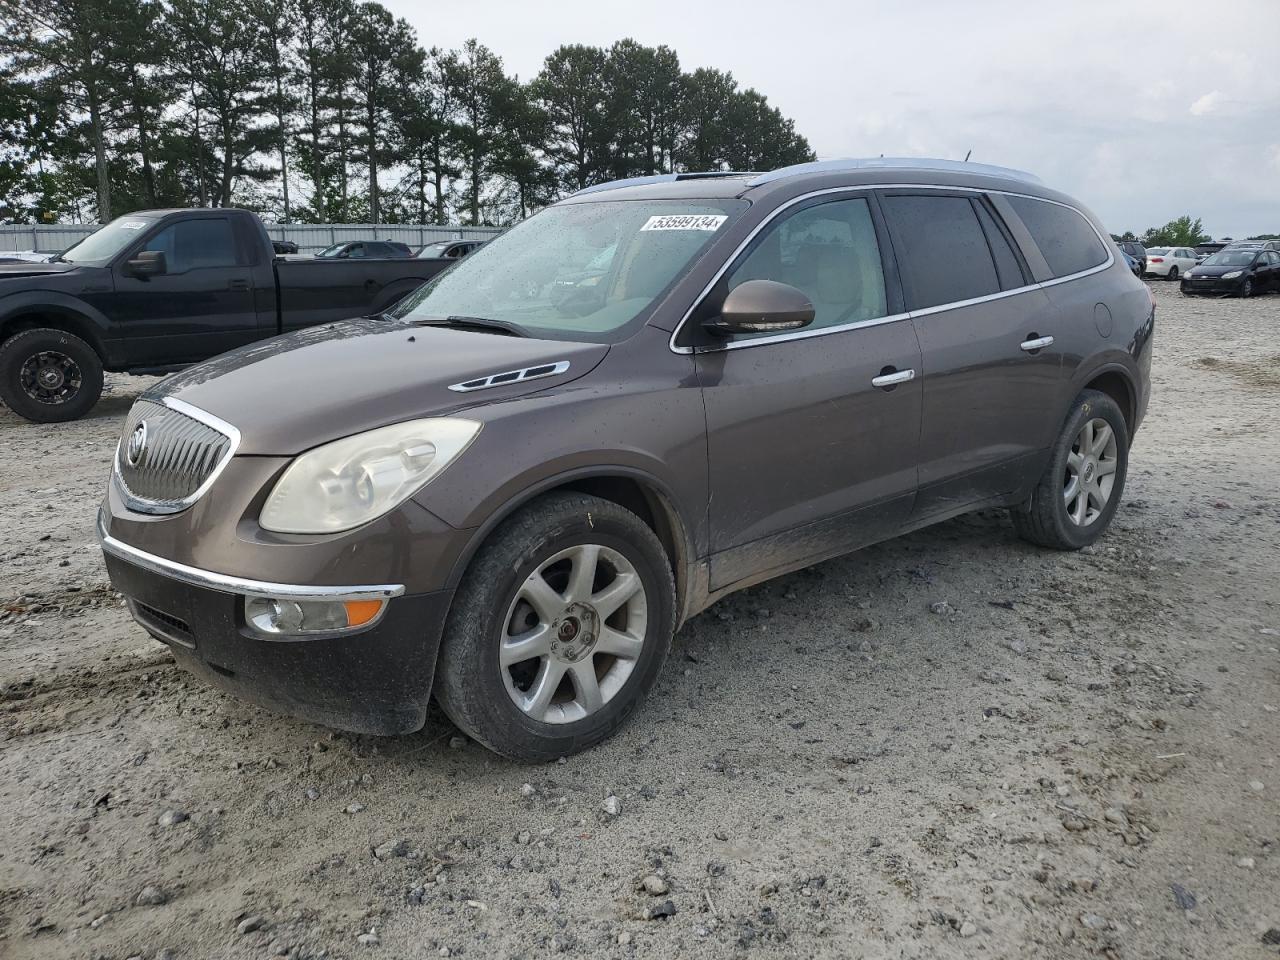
xmin=434 ymin=492 xmax=675 ymax=760
xmin=1012 ymin=390 xmax=1129 ymax=550
xmin=0 ymin=328 xmax=104 ymax=423
xmin=1167 ymin=266 xmax=1179 ymax=281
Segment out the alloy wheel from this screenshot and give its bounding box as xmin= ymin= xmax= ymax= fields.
xmin=1063 ymin=417 xmax=1119 ymax=526
xmin=500 ymin=543 xmax=647 ymax=724
xmin=19 ymin=350 xmax=82 ymax=405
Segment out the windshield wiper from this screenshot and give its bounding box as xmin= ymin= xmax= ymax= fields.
xmin=413 ymin=315 xmax=526 ymax=337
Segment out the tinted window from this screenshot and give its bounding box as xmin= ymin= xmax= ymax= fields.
xmin=882 ymin=194 xmax=1000 ymax=310
xmin=973 ymin=200 xmax=1026 ymax=290
xmin=347 ymin=244 xmax=366 ymax=258
xmin=726 ymin=196 xmax=888 ymax=333
xmin=1006 ymin=196 xmax=1108 ymax=278
xmin=143 ymin=218 xmax=238 ymax=272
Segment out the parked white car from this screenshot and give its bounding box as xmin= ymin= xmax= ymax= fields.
xmin=1144 ymin=246 xmax=1197 ymax=280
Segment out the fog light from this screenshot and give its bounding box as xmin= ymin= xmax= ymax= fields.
xmin=245 ymin=596 xmax=387 ymax=636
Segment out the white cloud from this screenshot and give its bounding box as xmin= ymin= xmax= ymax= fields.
xmin=1190 ymin=91 xmax=1223 ymax=116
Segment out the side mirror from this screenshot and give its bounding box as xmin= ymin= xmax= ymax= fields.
xmin=126 ymin=250 xmax=167 ymax=277
xmin=704 ymin=279 xmax=814 ymax=337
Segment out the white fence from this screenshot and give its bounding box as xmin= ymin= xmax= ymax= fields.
xmin=0 ymin=221 xmax=504 ymax=256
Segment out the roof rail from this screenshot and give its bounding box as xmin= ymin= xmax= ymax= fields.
xmin=571 ymin=170 xmax=755 ymax=198
xmin=745 ymin=157 xmax=1043 ymax=187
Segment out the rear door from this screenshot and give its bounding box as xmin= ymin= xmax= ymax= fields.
xmin=689 ymin=192 xmax=923 ymax=590
xmin=109 ymin=215 xmax=259 ymax=364
xmin=879 ymin=190 xmax=1065 ymax=517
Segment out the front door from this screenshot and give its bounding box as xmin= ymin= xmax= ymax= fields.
xmin=690 ymin=194 xmax=923 ymax=591
xmin=110 ymin=215 xmax=259 ymax=365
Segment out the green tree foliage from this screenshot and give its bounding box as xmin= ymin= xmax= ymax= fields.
xmin=1140 ymin=215 xmax=1210 ymax=247
xmin=0 ymin=8 xmax=815 ymax=226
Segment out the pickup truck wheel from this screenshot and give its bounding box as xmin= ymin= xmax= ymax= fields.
xmin=1012 ymin=389 xmax=1129 ymax=550
xmin=0 ymin=328 xmax=104 ymax=423
xmin=434 ymin=492 xmax=675 ymax=760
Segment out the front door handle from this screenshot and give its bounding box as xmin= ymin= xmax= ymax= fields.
xmin=871 ymin=368 xmax=916 ymax=389
xmin=228 ymin=279 xmax=250 ymax=291
xmin=1020 ymin=335 xmax=1054 ymax=352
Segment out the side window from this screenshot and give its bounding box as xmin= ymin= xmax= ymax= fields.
xmin=348 ymin=243 xmax=366 ymax=258
xmin=726 ymin=196 xmax=888 ymax=334
xmin=1006 ymin=196 xmax=1107 ymax=278
xmin=141 ymin=218 xmax=238 ymax=273
xmin=973 ymin=200 xmax=1027 ymax=290
xmin=881 ymin=194 xmax=1000 ymax=310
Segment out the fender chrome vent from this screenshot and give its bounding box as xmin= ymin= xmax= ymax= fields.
xmin=449 ymin=360 xmax=570 ymax=393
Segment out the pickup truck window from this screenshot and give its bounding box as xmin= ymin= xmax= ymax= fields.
xmin=57 ymin=214 xmax=160 ymax=264
xmin=143 ymin=218 xmax=238 ymax=272
xmin=391 ymin=199 xmax=749 ymax=344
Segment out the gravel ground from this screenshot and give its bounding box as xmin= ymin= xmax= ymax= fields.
xmin=1 ymin=283 xmax=1278 ymax=960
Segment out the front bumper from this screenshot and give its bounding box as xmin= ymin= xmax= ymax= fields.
xmin=1180 ymin=276 xmax=1243 ymax=295
xmin=99 ymin=511 xmax=451 ymax=734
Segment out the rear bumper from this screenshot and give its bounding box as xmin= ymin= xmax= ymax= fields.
xmin=99 ymin=512 xmax=450 ymax=735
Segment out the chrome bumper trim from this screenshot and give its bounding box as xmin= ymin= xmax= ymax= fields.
xmin=96 ymin=510 xmax=405 ymax=603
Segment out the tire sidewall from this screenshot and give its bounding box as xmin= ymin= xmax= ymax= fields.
xmin=1041 ymin=393 xmax=1129 ymax=549
xmin=0 ymin=329 xmax=104 ymax=423
xmin=438 ymin=498 xmax=675 ymax=759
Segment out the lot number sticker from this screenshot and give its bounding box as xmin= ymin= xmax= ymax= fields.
xmin=118 ymin=220 xmax=148 ymax=231
xmin=640 ymin=214 xmax=727 ymax=232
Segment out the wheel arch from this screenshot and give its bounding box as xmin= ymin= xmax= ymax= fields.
xmin=1078 ymin=366 xmax=1136 ymax=438
xmin=0 ymin=296 xmax=110 ymax=360
xmin=442 ymin=466 xmax=697 ymax=624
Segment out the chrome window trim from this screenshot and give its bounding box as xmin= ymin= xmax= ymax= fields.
xmin=448 ymin=360 xmax=570 ymax=393
xmin=668 ymin=183 xmax=1114 ymax=355
xmin=113 ymin=396 xmax=242 ymax=515
xmin=97 ymin=509 xmax=405 ymax=603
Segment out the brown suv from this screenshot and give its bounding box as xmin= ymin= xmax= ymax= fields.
xmin=98 ymin=158 xmax=1154 ymax=759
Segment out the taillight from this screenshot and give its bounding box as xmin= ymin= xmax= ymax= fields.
xmin=1149 ymin=257 xmax=1164 ymax=263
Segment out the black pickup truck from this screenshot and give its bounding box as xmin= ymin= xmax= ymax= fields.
xmin=0 ymin=208 xmax=455 ymax=422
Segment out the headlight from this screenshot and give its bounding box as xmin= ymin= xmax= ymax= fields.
xmin=1221 ymin=270 xmax=1242 ymax=279
xmin=260 ymin=418 xmax=480 ymax=534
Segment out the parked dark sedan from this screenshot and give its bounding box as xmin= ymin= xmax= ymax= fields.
xmin=1118 ymin=240 xmax=1146 ymax=275
xmin=1180 ymin=248 xmax=1280 ymax=297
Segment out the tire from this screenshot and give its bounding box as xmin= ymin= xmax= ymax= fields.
xmin=0 ymin=328 xmax=104 ymax=423
xmin=1167 ymin=266 xmax=1179 ymax=281
xmin=1240 ymin=278 xmax=1253 ymax=298
xmin=1012 ymin=389 xmax=1129 ymax=551
xmin=434 ymin=492 xmax=676 ymax=760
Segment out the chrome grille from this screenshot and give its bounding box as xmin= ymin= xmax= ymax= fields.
xmin=114 ymin=398 xmax=238 ymax=514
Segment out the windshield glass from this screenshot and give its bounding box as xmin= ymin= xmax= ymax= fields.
xmin=1203 ymin=251 xmax=1256 ymax=266
xmin=417 ymin=241 xmax=452 ymax=257
xmin=391 ymin=199 xmax=748 ymax=342
xmin=58 ymin=215 xmax=158 ymax=264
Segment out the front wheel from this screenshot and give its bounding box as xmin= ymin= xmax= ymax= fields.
xmin=0 ymin=328 xmax=104 ymax=423
xmin=1012 ymin=390 xmax=1129 ymax=550
xmin=434 ymin=492 xmax=675 ymax=760
xmin=1240 ymin=278 xmax=1253 ymax=298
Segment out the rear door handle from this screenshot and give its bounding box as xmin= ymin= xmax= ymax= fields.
xmin=1020 ymin=335 xmax=1054 ymax=352
xmin=871 ymin=368 xmax=916 ymax=389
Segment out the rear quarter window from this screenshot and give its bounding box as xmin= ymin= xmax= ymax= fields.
xmin=1006 ymin=196 xmax=1109 ymax=279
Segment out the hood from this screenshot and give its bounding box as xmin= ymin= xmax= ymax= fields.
xmin=0 ymin=261 xmax=81 ymax=279
xmin=148 ymin=319 xmax=609 ymax=454
xmin=1188 ymin=264 xmax=1247 ymax=278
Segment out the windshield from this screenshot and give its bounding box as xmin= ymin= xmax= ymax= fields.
xmin=417 ymin=241 xmax=452 ymax=257
xmin=391 ymin=199 xmax=748 ymax=342
xmin=317 ymin=243 xmax=347 ymax=257
xmin=1203 ymin=251 xmax=1256 ymax=266
xmin=58 ymin=215 xmax=158 ymax=264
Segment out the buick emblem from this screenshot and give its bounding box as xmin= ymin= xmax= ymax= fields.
xmin=126 ymin=421 xmax=148 ymax=466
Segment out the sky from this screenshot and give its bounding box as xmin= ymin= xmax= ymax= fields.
xmin=383 ymin=0 xmax=1280 ymax=238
